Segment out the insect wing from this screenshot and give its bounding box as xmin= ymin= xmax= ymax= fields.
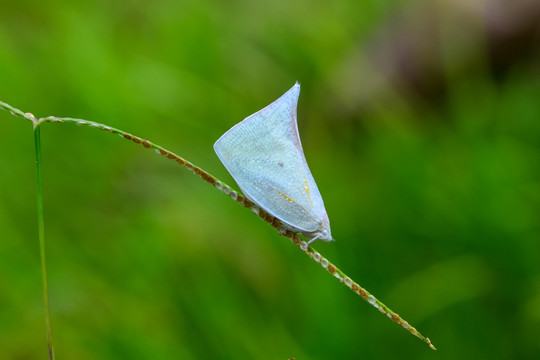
xmin=214 ymin=84 xmax=326 ymax=232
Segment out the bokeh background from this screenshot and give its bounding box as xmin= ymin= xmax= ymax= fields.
xmin=1 ymin=0 xmax=539 ymax=359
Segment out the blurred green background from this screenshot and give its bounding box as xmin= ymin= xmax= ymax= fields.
xmin=1 ymin=0 xmax=539 ymax=359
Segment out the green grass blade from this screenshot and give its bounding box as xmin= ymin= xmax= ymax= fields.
xmin=34 ymin=124 xmax=56 ymax=360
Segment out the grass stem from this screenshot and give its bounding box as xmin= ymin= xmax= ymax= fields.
xmin=2 ymin=100 xmax=435 ymax=351
xmin=34 ymin=124 xmax=56 ymax=360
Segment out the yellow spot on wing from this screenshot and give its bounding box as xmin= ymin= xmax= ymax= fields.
xmin=275 ymin=189 xmax=296 ymax=203
xmin=304 ymin=177 xmax=313 ymax=206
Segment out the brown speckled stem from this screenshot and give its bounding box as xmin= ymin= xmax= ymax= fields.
xmin=1 ymin=101 xmax=436 ymax=350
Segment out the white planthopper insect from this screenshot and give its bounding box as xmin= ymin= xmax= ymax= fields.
xmin=214 ymin=83 xmax=333 ymax=245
